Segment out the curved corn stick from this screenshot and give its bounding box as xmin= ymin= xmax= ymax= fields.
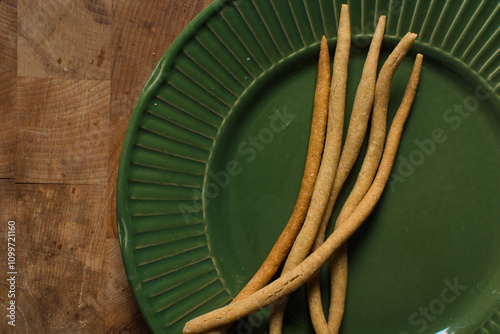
xmin=334 ymin=31 xmax=418 ymax=234
xmin=306 ymin=30 xmax=418 ymax=334
xmin=328 ymin=53 xmax=423 ymax=332
xmin=204 ymin=35 xmax=330 ymax=334
xmin=327 ymin=32 xmax=418 ymax=334
xmin=307 ymin=15 xmax=387 ymax=333
xmin=182 ymin=52 xmax=422 ymax=333
xmin=269 ymin=5 xmax=350 ymax=333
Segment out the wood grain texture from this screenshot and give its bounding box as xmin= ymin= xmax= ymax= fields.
xmin=16 ymin=78 xmax=110 ymax=184
xmin=17 ymin=0 xmax=112 ymax=79
xmin=0 ymin=72 xmax=16 ymax=178
xmin=204 ymin=0 xmax=213 ymax=9
xmin=0 ymin=1 xmax=208 ymax=333
xmin=111 ymin=0 xmax=206 ymax=117
xmin=0 ymin=0 xmax=17 ymax=72
xmin=14 ymin=184 xmax=107 ymax=333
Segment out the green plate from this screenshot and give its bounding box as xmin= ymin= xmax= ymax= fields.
xmin=116 ymin=0 xmax=500 ymax=333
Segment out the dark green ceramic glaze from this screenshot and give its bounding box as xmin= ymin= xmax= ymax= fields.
xmin=117 ymin=0 xmax=500 ymax=333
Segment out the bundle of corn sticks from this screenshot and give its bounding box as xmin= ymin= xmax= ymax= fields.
xmin=183 ymin=4 xmax=423 ymax=334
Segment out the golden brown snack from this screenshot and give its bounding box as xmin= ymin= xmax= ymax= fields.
xmin=182 ymin=51 xmax=422 ymax=332
xmin=204 ymin=35 xmax=331 ymax=334
xmin=269 ymin=5 xmax=350 ymax=333
xmin=326 ymin=55 xmax=423 ymax=334
xmin=334 ymin=32 xmax=418 ymax=230
xmin=326 ymin=32 xmax=418 ymax=334
xmin=307 ymin=15 xmax=386 ymax=333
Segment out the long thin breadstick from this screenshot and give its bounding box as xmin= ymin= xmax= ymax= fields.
xmin=329 ymin=53 xmax=422 ymax=331
xmin=318 ymin=31 xmax=418 ymax=334
xmin=327 ymin=32 xmax=418 ymax=334
xmin=182 ymin=52 xmax=422 ymax=334
xmin=307 ymin=15 xmax=386 ymax=333
xmin=335 ymin=32 xmax=418 ymax=234
xmin=269 ymin=5 xmax=350 ymax=333
xmin=204 ymin=35 xmax=330 ymax=334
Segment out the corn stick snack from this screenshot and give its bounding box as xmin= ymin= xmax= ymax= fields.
xmin=326 ymin=32 xmax=418 ymax=333
xmin=205 ymin=35 xmax=331 ymax=334
xmin=307 ymin=15 xmax=386 ymax=333
xmin=329 ymin=53 xmax=423 ymax=332
xmin=182 ymin=51 xmax=422 ymax=332
xmin=269 ymin=5 xmax=350 ymax=333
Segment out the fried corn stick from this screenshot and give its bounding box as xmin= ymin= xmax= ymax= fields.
xmin=269 ymin=5 xmax=350 ymax=333
xmin=330 ymin=55 xmax=423 ymax=332
xmin=182 ymin=53 xmax=422 ymax=334
xmin=327 ymin=33 xmax=419 ymax=334
xmin=307 ymin=31 xmax=418 ymax=334
xmin=203 ymin=35 xmax=331 ymax=334
xmin=307 ymin=15 xmax=387 ymax=333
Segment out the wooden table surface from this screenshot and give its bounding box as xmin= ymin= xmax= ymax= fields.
xmin=0 ymin=1 xmax=212 ymax=332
